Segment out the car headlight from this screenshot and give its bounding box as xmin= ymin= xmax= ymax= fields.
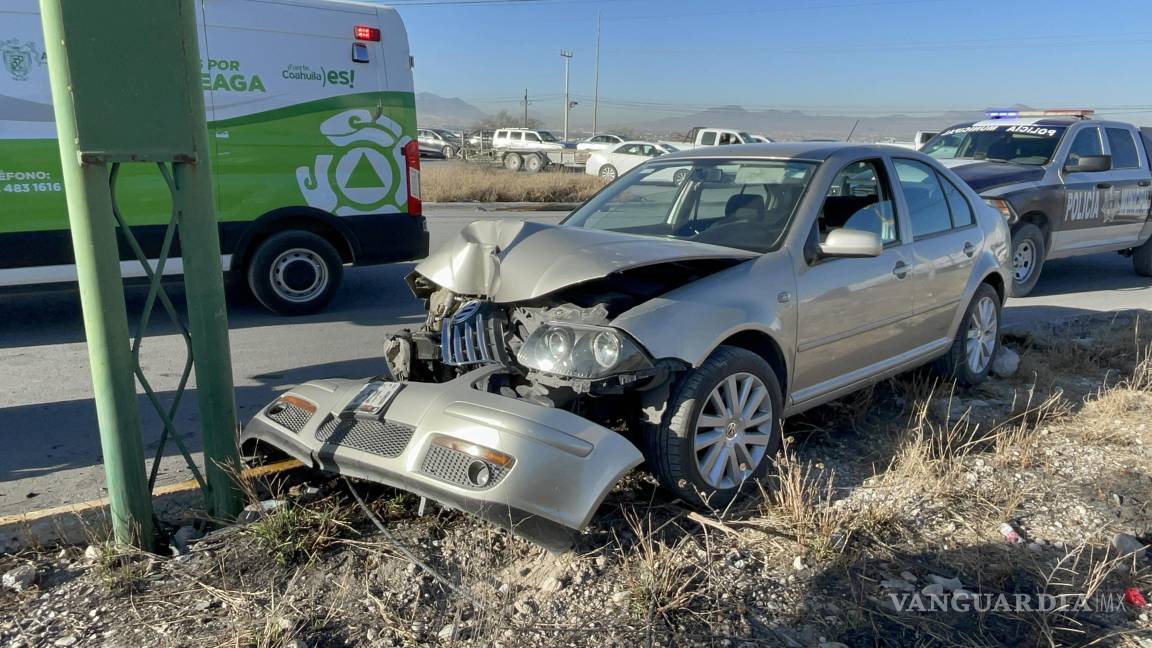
xmin=516 ymin=322 xmax=653 ymax=379
xmin=983 ymin=197 xmax=1017 ymax=223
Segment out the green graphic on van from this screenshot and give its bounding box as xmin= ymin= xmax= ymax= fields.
xmin=1 ymin=39 xmax=43 ymax=81
xmin=296 ymin=109 xmax=410 ymax=215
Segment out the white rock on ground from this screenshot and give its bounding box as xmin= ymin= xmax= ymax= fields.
xmin=991 ymin=346 xmax=1021 ymax=377
xmin=2 ymin=564 xmax=36 ymax=591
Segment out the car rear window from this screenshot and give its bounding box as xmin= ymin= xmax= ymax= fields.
xmin=1106 ymin=128 xmax=1141 ymax=169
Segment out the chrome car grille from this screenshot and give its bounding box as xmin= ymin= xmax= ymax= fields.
xmin=420 ymin=444 xmax=508 ymax=490
xmin=315 ymin=416 xmax=415 ymax=458
xmin=441 ymin=300 xmax=509 ymax=366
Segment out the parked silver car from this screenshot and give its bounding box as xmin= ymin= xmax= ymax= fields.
xmin=243 ymin=143 xmax=1011 ymax=549
xmin=417 ymin=128 xmax=461 ymax=158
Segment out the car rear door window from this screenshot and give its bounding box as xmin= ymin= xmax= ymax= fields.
xmin=940 ymin=175 xmax=975 ymax=227
xmin=894 ymin=159 xmax=952 ymax=238
xmin=818 ymin=159 xmax=899 ymax=245
xmin=1106 ymin=128 xmax=1140 ymax=169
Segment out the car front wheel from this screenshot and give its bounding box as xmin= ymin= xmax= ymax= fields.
xmin=934 ymin=283 xmax=1001 ymax=386
xmin=1009 ymin=223 xmax=1045 ymax=296
xmin=646 ymin=346 xmax=783 ymax=509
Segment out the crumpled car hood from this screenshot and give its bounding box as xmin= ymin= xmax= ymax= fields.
xmin=413 ymin=219 xmax=758 ymax=302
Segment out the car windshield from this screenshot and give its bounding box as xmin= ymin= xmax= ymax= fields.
xmin=922 ymin=124 xmax=1067 ymax=166
xmin=538 ymin=131 xmax=559 ymax=142
xmin=564 ymin=158 xmax=817 ymax=253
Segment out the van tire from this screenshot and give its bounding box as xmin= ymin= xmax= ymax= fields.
xmin=503 ymin=153 xmax=523 ymax=172
xmin=1133 ymin=235 xmax=1152 ymax=277
xmin=645 ymin=346 xmax=783 ymax=510
xmin=247 ymin=231 xmax=343 ymax=316
xmin=1009 ymin=223 xmax=1045 ymax=297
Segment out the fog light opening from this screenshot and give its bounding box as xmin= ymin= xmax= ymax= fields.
xmin=467 ymin=460 xmax=492 ymax=487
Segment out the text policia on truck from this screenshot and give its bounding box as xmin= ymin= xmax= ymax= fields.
xmin=0 ymin=0 xmax=428 ymax=315
xmin=921 ymin=109 xmax=1152 ymax=297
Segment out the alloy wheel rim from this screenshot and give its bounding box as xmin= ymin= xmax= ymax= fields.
xmin=965 ymin=296 xmax=998 ymax=374
xmin=601 ymin=166 xmax=616 ymax=181
xmin=269 ymin=248 xmax=328 ymax=303
xmin=1013 ymin=240 xmax=1035 ymax=283
xmin=692 ymin=372 xmax=774 ymax=490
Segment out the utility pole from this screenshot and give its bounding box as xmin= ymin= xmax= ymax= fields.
xmin=592 ymin=11 xmax=601 ymax=137
xmin=521 ymin=88 xmax=530 ymax=128
xmin=560 ymin=50 xmax=573 ymax=141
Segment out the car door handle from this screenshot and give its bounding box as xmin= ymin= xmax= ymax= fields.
xmin=1096 ymin=182 xmax=1113 ymax=189
xmin=892 ymin=261 xmax=910 ymax=279
xmin=963 ymin=242 xmax=976 ymax=257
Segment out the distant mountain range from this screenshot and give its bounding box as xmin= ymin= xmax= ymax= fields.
xmin=415 ymin=92 xmax=1021 ymax=141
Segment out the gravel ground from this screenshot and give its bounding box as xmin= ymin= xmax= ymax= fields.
xmin=2 ymin=313 xmax=1152 ymax=648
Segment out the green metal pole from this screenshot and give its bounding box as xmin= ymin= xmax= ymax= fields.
xmin=40 ymin=0 xmax=156 ymax=549
xmin=172 ymin=0 xmax=243 ymax=521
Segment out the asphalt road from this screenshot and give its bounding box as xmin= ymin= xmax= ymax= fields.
xmin=1 ymin=205 xmax=1150 ymax=515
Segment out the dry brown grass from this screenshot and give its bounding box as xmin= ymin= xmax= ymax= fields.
xmin=421 ymin=163 xmax=604 ymax=203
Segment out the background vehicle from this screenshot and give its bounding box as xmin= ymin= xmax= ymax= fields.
xmin=465 ymin=129 xmax=493 ymax=148
xmin=585 ymin=141 xmax=679 ymax=181
xmin=0 ymin=0 xmax=428 ymax=315
xmin=923 ymin=110 xmax=1152 ymax=295
xmin=577 ymin=133 xmax=625 ymax=151
xmin=417 ymin=128 xmax=461 ymax=159
xmin=491 ymin=128 xmax=570 ymax=151
xmin=461 ymin=127 xmax=588 ymax=172
xmin=666 ymin=126 xmax=757 ymax=150
xmin=244 ymin=144 xmax=1010 ymax=548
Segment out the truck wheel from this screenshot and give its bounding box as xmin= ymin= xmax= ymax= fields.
xmin=247 ymin=231 xmax=343 ymax=316
xmin=646 ymin=346 xmax=782 ymax=509
xmin=673 ymin=168 xmax=690 ymax=185
xmin=1009 ymin=223 xmax=1045 ymax=297
xmin=933 ymin=283 xmax=1000 ymax=387
xmin=1133 ymin=235 xmax=1152 ymax=277
xmin=503 ymin=152 xmax=523 ymax=172
xmin=599 ymin=164 xmax=618 ymax=182
xmin=442 ymin=145 xmax=454 ymax=159
xmin=524 ymin=153 xmax=545 ymax=173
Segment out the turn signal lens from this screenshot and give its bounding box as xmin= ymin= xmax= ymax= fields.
xmin=430 ymin=435 xmax=514 ymax=468
xmin=984 ymin=197 xmax=1017 ymax=223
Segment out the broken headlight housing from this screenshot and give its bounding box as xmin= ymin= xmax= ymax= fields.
xmin=516 ymin=322 xmax=653 ymax=379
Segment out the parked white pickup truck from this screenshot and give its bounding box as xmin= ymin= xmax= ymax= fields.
xmin=664 ymin=126 xmax=757 ymax=150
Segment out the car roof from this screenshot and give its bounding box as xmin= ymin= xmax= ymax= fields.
xmin=658 ymin=142 xmax=913 ymax=163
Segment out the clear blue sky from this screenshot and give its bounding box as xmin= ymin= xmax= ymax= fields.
xmin=389 ymin=0 xmax=1152 ymax=126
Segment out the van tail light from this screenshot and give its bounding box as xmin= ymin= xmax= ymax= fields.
xmin=403 ymin=139 xmax=421 ymax=216
xmin=354 ymin=25 xmax=381 ymax=42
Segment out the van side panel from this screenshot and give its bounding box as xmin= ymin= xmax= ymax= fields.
xmin=0 ymin=0 xmax=424 ymax=279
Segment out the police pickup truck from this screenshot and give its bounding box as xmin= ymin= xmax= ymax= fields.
xmin=922 ymin=110 xmax=1152 ymax=295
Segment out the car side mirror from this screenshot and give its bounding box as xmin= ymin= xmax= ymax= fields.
xmin=1064 ymin=155 xmax=1112 ymax=173
xmin=819 ymin=228 xmax=883 ymax=259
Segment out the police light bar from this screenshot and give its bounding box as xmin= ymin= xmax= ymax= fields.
xmin=354 ymin=25 xmax=381 ymax=41
xmin=1017 ymin=109 xmax=1095 ymax=118
xmin=985 ymin=109 xmax=1019 ymax=119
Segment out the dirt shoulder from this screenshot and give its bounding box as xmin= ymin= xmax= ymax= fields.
xmin=421 ymin=162 xmax=603 ymax=204
xmin=2 ymin=313 xmax=1151 ymax=648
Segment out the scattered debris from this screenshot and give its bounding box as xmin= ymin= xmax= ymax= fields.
xmin=2 ymin=563 xmax=36 ymax=591
xmin=1112 ymin=532 xmax=1149 ymax=561
xmin=998 ymin=522 xmax=1025 ymax=544
xmin=991 ymin=346 xmax=1021 ymax=377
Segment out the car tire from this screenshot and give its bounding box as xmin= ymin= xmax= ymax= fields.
xmin=442 ymin=145 xmax=454 ymax=159
xmin=599 ymin=164 xmax=618 ymax=182
xmin=1133 ymin=235 xmax=1152 ymax=277
xmin=933 ymin=283 xmax=1001 ymax=387
xmin=503 ymin=152 xmax=523 ymax=172
xmin=246 ymin=230 xmax=343 ymax=316
xmin=524 ymin=153 xmax=545 ymax=173
xmin=673 ymin=168 xmax=690 ymax=185
xmin=646 ymin=346 xmax=783 ymax=509
xmin=1009 ymin=223 xmax=1045 ymax=297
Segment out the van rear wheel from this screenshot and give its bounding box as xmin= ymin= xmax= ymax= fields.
xmin=247 ymin=231 xmax=343 ymax=316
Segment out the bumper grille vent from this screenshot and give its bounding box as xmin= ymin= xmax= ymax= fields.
xmin=315 ymin=416 xmax=415 ymax=458
xmin=266 ymin=402 xmax=312 ymax=433
xmin=420 ymin=444 xmax=507 ymax=490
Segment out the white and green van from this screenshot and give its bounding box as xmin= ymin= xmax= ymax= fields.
xmin=0 ymin=0 xmax=427 ymax=314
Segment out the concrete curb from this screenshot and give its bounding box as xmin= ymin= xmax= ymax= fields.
xmin=0 ymin=459 xmax=302 ymax=553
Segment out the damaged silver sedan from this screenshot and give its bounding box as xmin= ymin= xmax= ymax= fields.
xmin=242 ymin=144 xmax=1012 ymax=549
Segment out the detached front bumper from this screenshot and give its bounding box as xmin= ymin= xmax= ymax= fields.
xmin=241 ymin=367 xmax=643 ymax=551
